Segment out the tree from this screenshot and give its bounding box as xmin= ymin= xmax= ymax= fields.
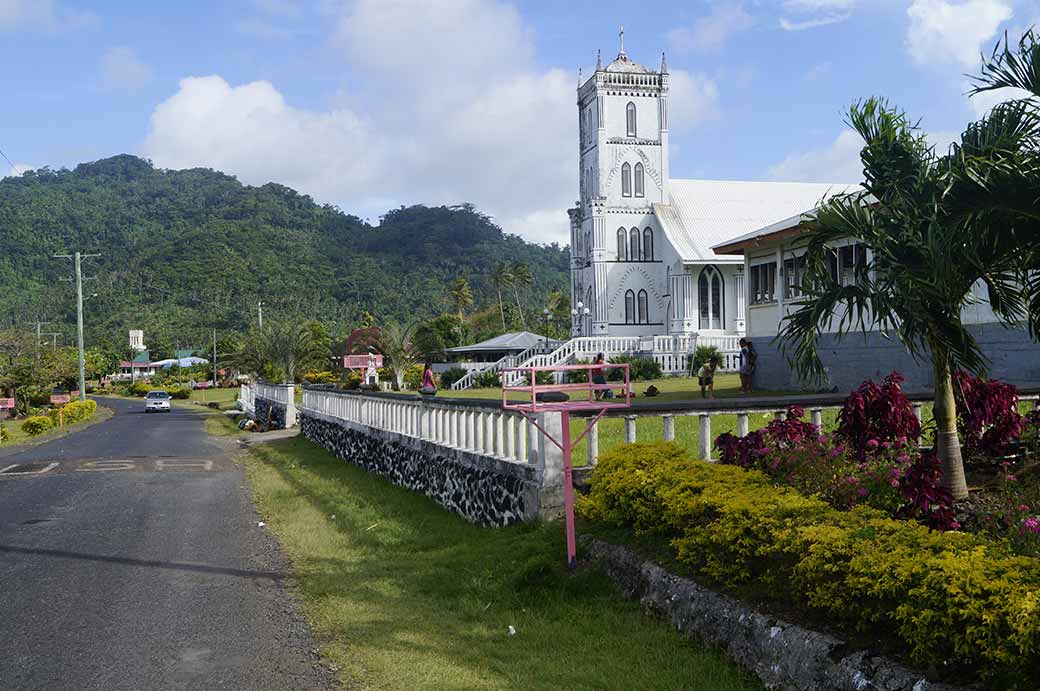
xmin=510 ymin=262 xmax=533 ymax=329
xmin=85 ymin=346 xmax=119 ymax=385
xmin=450 ymin=278 xmax=473 ymax=343
xmin=779 ymin=44 xmax=1040 ymax=499
xmin=230 ymin=321 xmax=330 ymax=383
xmin=372 ymin=321 xmax=419 ymax=390
xmin=491 ymin=263 xmax=513 ymax=331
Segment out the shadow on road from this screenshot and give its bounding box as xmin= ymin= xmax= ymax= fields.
xmin=0 ymin=544 xmax=286 ymax=581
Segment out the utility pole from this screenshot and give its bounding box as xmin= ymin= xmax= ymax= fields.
xmin=212 ymin=328 xmax=217 ymax=387
xmin=27 ymin=320 xmax=51 ymax=366
xmin=258 ymin=300 xmax=264 ymax=330
xmin=55 ymin=252 xmax=100 ymax=402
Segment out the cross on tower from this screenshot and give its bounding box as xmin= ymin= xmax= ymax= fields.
xmin=618 ymin=24 xmax=625 ymax=57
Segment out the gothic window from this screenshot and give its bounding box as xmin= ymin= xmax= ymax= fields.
xmin=698 ymin=266 xmax=724 ymax=330
xmin=643 ymin=227 xmax=653 ymax=261
xmin=634 ymin=162 xmax=644 ymax=197
xmin=629 ymin=228 xmax=640 ymax=261
xmin=626 ymin=101 xmax=637 ymax=137
xmin=624 ymin=290 xmax=636 ymax=324
xmin=617 ymin=227 xmax=627 ymax=260
xmin=621 ymin=162 xmax=632 ymax=197
xmin=637 ymin=289 xmax=649 ymax=324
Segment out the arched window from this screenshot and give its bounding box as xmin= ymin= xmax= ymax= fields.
xmin=634 ymin=163 xmax=644 ymax=197
xmin=626 ymin=102 xmax=637 ymax=137
xmin=629 ymin=228 xmax=640 ymax=261
xmin=698 ymin=266 xmax=724 ymax=330
xmin=643 ymin=227 xmax=653 ymax=261
xmin=624 ymin=290 xmax=636 ymax=324
xmin=617 ymin=227 xmax=627 ymax=260
xmin=637 ymin=289 xmax=649 ymax=324
xmin=621 ymin=162 xmax=632 ymax=197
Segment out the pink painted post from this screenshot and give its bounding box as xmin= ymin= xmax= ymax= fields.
xmin=560 ymin=410 xmax=576 ymax=567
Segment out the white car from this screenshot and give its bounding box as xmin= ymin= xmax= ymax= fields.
xmin=145 ymin=390 xmax=172 ymax=413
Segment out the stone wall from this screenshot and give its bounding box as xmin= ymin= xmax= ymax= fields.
xmin=255 ymin=397 xmax=287 ymax=429
xmin=585 ymin=538 xmax=962 ymax=691
xmin=752 ymin=322 xmax=1040 ymax=393
xmin=301 ymin=410 xmax=546 ymax=526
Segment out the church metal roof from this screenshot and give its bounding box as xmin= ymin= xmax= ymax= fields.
xmin=605 ymin=54 xmax=650 ymax=73
xmin=654 ymin=179 xmax=860 ymax=264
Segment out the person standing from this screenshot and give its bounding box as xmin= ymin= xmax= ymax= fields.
xmin=698 ymin=355 xmax=719 ymax=399
xmin=420 ymin=362 xmax=437 ymax=396
xmin=738 ymin=339 xmax=756 ymax=394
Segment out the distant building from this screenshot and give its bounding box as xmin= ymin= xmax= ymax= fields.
xmin=129 ymin=329 xmax=146 ymax=351
xmin=116 ymin=350 xmax=157 ymax=381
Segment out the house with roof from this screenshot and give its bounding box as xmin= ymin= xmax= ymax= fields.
xmin=568 ymin=33 xmax=855 ymax=348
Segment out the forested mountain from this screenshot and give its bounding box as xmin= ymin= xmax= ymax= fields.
xmin=0 ymin=155 xmax=570 ymax=351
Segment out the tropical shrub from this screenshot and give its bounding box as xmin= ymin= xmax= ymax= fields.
xmin=22 ymin=415 xmax=53 ymax=436
xmin=691 ymin=345 xmax=721 ymax=372
xmin=474 ymin=368 xmax=501 ymax=388
xmin=438 ymin=367 xmax=467 ymax=388
xmin=166 ymin=386 xmax=191 ymax=400
xmin=64 ymin=399 xmax=97 ymax=423
xmin=581 ymin=443 xmax=1040 ymax=687
xmin=402 ymin=364 xmax=424 ymax=390
xmin=522 ymin=370 xmax=555 ymax=386
xmin=836 ymin=372 xmax=920 ymax=458
xmin=607 ymin=355 xmax=662 ymax=381
xmin=567 ymin=359 xmax=590 ymax=383
xmin=0 ymin=425 xmax=8 ymax=443
xmin=954 ymin=370 xmax=1024 ymax=458
xmin=303 ymin=371 xmax=336 ymax=384
xmin=128 ymin=381 xmax=152 ymax=397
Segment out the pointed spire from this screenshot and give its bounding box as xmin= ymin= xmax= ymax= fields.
xmin=596 ymin=49 xmax=602 ymax=71
xmin=578 ymin=67 xmax=583 ymax=86
xmin=618 ymin=24 xmax=626 ymax=58
xmin=660 ymin=51 xmax=668 ymax=74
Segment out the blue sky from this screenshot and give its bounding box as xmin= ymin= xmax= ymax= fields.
xmin=1 ymin=0 xmax=1036 ymax=244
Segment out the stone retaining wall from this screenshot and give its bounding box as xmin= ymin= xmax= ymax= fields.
xmin=255 ymin=397 xmax=287 ymax=429
xmin=584 ymin=538 xmax=962 ymax=691
xmin=301 ymin=410 xmax=546 ymax=526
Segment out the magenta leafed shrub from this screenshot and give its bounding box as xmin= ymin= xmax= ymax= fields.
xmin=898 ymin=450 xmax=957 ymax=530
xmin=836 ymin=372 xmax=920 ymax=458
xmin=954 ymin=370 xmax=1024 ymax=458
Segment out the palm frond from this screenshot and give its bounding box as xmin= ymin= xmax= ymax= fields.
xmin=969 ymin=29 xmax=1040 ymax=98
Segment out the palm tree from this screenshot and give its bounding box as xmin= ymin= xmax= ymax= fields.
xmin=510 ymin=262 xmax=533 ymax=329
xmin=491 ymin=263 xmax=513 ymax=331
xmin=373 ymin=321 xmax=419 ymax=390
xmin=450 ymin=278 xmax=473 ymax=342
xmin=779 ymin=57 xmax=1040 ymax=500
xmin=230 ymin=321 xmax=330 ymax=383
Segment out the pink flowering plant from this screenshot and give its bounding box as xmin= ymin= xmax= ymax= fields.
xmin=836 ymin=372 xmax=920 ymax=459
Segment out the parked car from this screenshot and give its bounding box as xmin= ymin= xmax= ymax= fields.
xmin=145 ymin=390 xmax=171 ymax=413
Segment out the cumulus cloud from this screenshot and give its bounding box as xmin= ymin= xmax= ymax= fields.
xmin=3 ymin=162 xmax=32 ymax=178
xmin=101 ymin=47 xmax=152 ymax=90
xmin=965 ymin=83 xmax=1035 ymax=115
xmin=667 ymin=4 xmax=754 ymax=52
xmin=779 ymin=0 xmax=855 ymax=31
xmin=906 ymin=0 xmax=1012 ymax=67
xmin=0 ymin=0 xmax=96 ymax=32
xmin=142 ymin=76 xmax=377 ymax=203
xmin=767 ymin=129 xmax=864 ymax=183
xmin=668 ymin=69 xmax=721 ymax=130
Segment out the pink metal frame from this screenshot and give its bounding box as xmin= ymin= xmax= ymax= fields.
xmin=501 ymin=363 xmax=631 ymax=567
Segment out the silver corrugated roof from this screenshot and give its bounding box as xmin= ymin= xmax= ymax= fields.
xmin=446 ymin=331 xmax=553 ymax=354
xmin=655 ymin=179 xmax=860 ymax=263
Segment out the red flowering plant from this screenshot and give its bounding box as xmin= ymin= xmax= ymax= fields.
xmin=953 ymin=370 xmax=1024 ymax=460
xmin=836 ymin=372 xmax=921 ymax=459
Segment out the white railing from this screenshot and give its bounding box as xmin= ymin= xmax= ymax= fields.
xmin=301 ymin=388 xmax=539 ymax=465
xmin=238 ymin=383 xmax=256 ymax=414
xmin=257 ymin=382 xmax=291 ymax=405
xmin=451 ymin=351 xmax=518 ymax=391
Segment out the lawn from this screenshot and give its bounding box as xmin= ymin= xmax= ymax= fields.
xmin=244 ymin=437 xmax=760 ymax=691
xmin=0 ymin=403 xmax=114 ymax=450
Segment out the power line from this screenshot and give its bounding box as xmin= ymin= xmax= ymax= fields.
xmin=0 ymin=145 xmax=16 ymax=171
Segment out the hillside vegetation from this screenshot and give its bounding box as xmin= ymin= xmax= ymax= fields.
xmin=0 ymin=155 xmax=569 ymax=348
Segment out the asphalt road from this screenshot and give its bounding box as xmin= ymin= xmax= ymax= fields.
xmin=0 ymin=397 xmax=335 ymax=690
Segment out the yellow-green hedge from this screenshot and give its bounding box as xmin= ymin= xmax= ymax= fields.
xmin=22 ymin=415 xmax=53 ymax=436
xmin=580 ymin=443 xmax=1040 ymax=687
xmin=48 ymin=399 xmax=98 ymax=426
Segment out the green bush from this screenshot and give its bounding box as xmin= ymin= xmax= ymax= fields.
xmin=128 ymin=381 xmax=152 ymax=397
xmin=474 ymin=368 xmax=501 ymax=389
xmin=303 ymin=370 xmax=336 ymax=384
xmin=64 ymin=399 xmax=97 ymax=423
xmin=403 ymin=364 xmax=424 ymax=390
xmin=22 ymin=415 xmax=53 ymax=436
xmin=691 ymin=345 xmax=721 ymax=373
xmin=580 ymin=443 xmax=1040 ymax=687
xmin=438 ymin=367 xmax=467 ymax=388
xmin=341 ymin=371 xmax=362 ymax=390
xmin=606 ymin=355 xmax=662 ymax=381
xmin=0 ymin=425 xmax=8 ymax=443
xmin=166 ymin=386 xmax=191 ymax=400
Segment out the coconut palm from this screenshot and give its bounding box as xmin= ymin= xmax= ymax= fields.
xmin=510 ymin=262 xmax=533 ymax=329
xmin=450 ymin=277 xmax=473 ymax=342
xmin=231 ymin=321 xmax=330 ymax=383
xmin=780 ymin=36 xmax=1040 ymax=499
xmin=491 ymin=263 xmax=513 ymax=331
xmin=373 ymin=321 xmax=420 ymax=390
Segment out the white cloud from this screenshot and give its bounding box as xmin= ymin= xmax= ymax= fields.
xmin=142 ymin=76 xmax=378 ymax=204
xmin=234 ymin=18 xmax=294 ymax=40
xmin=767 ymin=129 xmax=864 ymax=183
xmin=101 ymin=47 xmax=152 ymax=90
xmin=667 ymin=4 xmax=754 ymax=52
xmin=0 ymin=0 xmax=96 ymax=32
xmin=782 ymin=0 xmax=856 ymax=10
xmin=906 ymin=0 xmax=1013 ymax=67
xmin=780 ymin=14 xmax=850 ymax=31
xmin=965 ymin=83 xmax=1034 ymax=115
xmin=3 ymin=162 xmax=32 ymax=178
xmin=668 ymin=69 xmax=721 ymax=130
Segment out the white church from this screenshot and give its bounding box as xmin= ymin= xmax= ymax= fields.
xmin=568 ymin=34 xmax=851 ymax=352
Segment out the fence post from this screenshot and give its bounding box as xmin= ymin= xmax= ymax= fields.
xmin=912 ymin=403 xmax=923 ymax=444
xmin=699 ymin=413 xmax=712 ymax=461
xmin=282 ymin=384 xmax=297 ymax=427
xmin=773 ymin=410 xmax=786 ymax=422
xmin=587 ymin=419 xmax=599 ymax=466
xmin=737 ymin=412 xmax=749 ymax=437
xmin=624 ymin=415 xmax=637 ymax=443
xmin=662 ymin=413 xmax=675 ymax=442
xmin=811 ymin=407 xmax=823 ymax=431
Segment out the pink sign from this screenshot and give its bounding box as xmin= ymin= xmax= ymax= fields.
xmin=50 ymin=394 xmax=70 ymax=405
xmin=195 ymin=381 xmax=211 ymax=389
xmin=71 ymin=391 xmax=80 ymax=398
xmin=0 ymin=398 xmax=14 ymax=409
xmin=343 ymin=354 xmax=383 ymax=369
